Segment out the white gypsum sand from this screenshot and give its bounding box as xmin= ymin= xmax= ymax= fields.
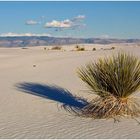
xmin=0 ymin=44 xmax=140 ymax=138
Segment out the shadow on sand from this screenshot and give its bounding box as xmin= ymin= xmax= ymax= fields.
xmin=16 ymin=82 xmax=88 ymax=115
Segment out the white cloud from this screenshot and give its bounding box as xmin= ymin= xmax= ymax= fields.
xmin=0 ymin=32 xmax=51 ymax=37
xmin=73 ymin=15 xmax=85 ymax=21
xmin=25 ymin=20 xmax=39 ymax=25
xmin=24 ymin=15 xmax=86 ymax=32
xmin=44 ymin=19 xmax=73 ymax=28
xmin=44 ymin=15 xmax=86 ymax=30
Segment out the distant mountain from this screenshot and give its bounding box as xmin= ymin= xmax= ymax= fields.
xmin=0 ymin=36 xmax=140 ymax=47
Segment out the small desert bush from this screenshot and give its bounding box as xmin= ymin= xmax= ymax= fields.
xmin=77 ymin=52 xmax=140 ymax=119
xmin=92 ymin=48 xmax=96 ymax=51
xmin=77 ymin=47 xmax=85 ymax=51
xmin=75 ymin=45 xmax=85 ymax=51
xmin=75 ymin=45 xmax=80 ymax=49
xmin=21 ymin=47 xmax=28 ymax=49
xmin=51 ymin=46 xmax=62 ymax=50
xmin=111 ymin=47 xmax=115 ymax=50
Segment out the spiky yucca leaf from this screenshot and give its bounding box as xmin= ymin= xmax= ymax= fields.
xmin=78 ymin=53 xmax=140 ymax=98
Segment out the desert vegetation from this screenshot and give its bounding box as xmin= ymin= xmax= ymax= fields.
xmin=77 ymin=52 xmax=140 ymax=120
xmin=51 ymin=46 xmax=62 ymax=50
xmin=75 ymin=45 xmax=80 ymax=49
xmin=103 ymin=47 xmax=115 ymax=50
xmin=111 ymin=47 xmax=115 ymax=50
xmin=75 ymin=45 xmax=85 ymax=51
xmin=44 ymin=47 xmax=47 ymax=50
xmin=77 ymin=47 xmax=85 ymax=51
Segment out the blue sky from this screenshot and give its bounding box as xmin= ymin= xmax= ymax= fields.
xmin=0 ymin=1 xmax=140 ymax=39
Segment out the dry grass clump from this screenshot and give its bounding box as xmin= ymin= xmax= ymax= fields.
xmin=51 ymin=46 xmax=62 ymax=50
xmin=103 ymin=47 xmax=115 ymax=50
xmin=74 ymin=45 xmax=85 ymax=51
xmin=77 ymin=47 xmax=85 ymax=51
xmin=77 ymin=52 xmax=140 ymax=119
xmin=111 ymin=47 xmax=115 ymax=50
xmin=75 ymin=45 xmax=80 ymax=49
xmin=21 ymin=47 xmax=28 ymax=49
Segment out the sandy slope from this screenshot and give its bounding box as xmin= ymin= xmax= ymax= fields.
xmin=0 ymin=44 xmax=140 ymax=138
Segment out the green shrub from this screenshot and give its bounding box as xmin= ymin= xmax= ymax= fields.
xmin=77 ymin=52 xmax=140 ymax=119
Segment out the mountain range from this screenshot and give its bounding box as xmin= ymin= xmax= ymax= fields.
xmin=0 ymin=36 xmax=140 ymax=47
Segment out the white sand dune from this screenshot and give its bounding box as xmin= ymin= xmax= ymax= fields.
xmin=0 ymin=44 xmax=140 ymax=138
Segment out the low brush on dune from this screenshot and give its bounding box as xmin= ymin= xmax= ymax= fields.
xmin=77 ymin=52 xmax=140 ymax=120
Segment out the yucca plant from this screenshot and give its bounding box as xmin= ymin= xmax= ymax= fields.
xmin=77 ymin=52 xmax=140 ymax=119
